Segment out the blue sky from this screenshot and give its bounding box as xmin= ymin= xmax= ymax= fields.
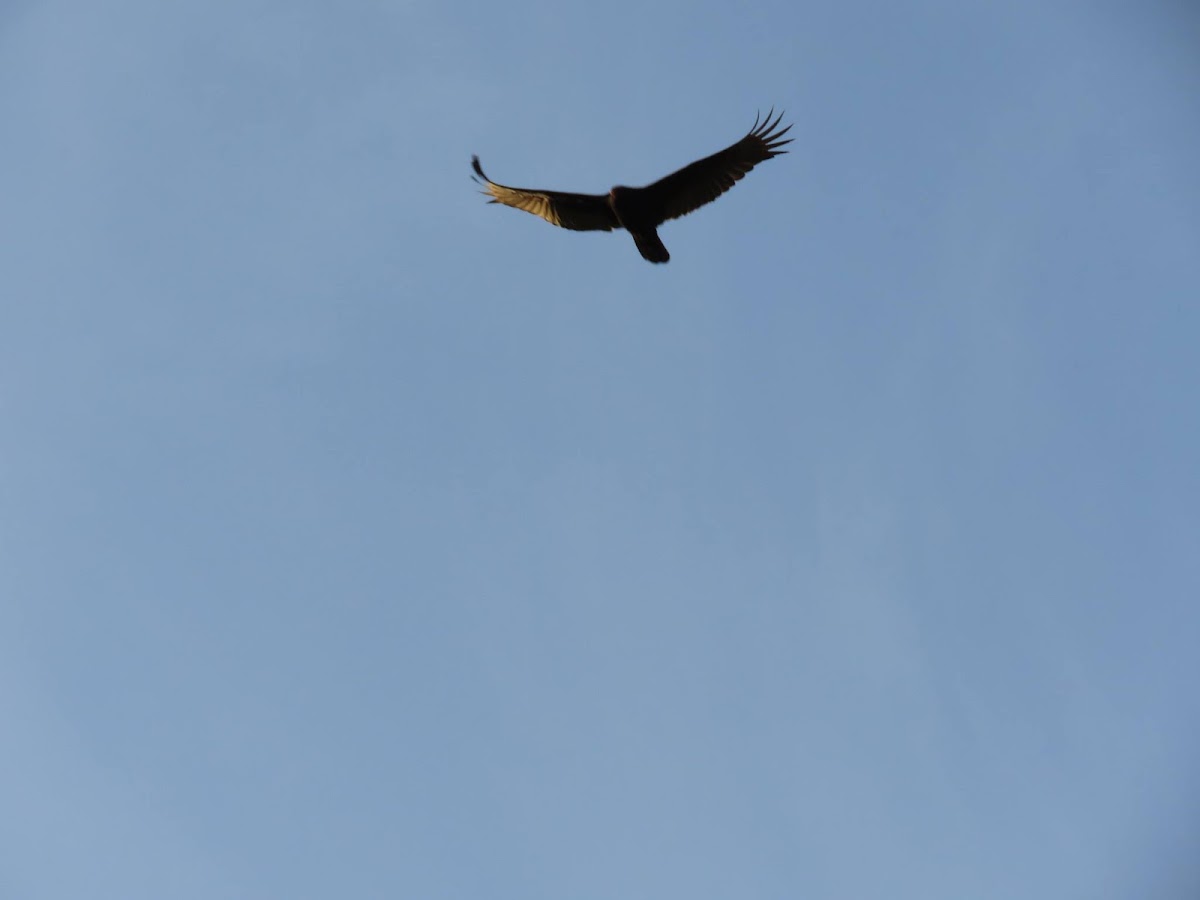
xmin=2 ymin=1 xmax=1198 ymax=897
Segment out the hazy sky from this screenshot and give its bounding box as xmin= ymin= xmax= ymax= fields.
xmin=2 ymin=2 xmax=1198 ymax=898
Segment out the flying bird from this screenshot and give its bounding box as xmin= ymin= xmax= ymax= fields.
xmin=470 ymin=110 xmax=792 ymax=264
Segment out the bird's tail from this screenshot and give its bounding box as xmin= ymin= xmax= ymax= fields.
xmin=630 ymin=230 xmax=670 ymax=264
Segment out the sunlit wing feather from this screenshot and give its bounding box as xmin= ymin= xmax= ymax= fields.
xmin=644 ymin=109 xmax=793 ymax=224
xmin=471 ymin=156 xmax=618 ymax=232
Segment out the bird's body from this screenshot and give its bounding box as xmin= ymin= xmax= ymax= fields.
xmin=470 ymin=110 xmax=792 ymax=263
xmin=607 ymin=185 xmax=670 ymax=263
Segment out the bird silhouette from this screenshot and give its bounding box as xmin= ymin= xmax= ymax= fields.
xmin=471 ymin=110 xmax=792 ymax=263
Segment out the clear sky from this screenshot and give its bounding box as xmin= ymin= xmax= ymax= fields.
xmin=2 ymin=2 xmax=1198 ymax=898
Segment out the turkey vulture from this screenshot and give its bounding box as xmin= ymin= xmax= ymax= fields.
xmin=470 ymin=110 xmax=792 ymax=264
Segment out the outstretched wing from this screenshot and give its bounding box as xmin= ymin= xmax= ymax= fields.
xmin=641 ymin=110 xmax=792 ymax=225
xmin=471 ymin=157 xmax=619 ymax=232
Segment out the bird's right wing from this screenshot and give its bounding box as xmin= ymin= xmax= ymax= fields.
xmin=471 ymin=157 xmax=619 ymax=232
xmin=641 ymin=110 xmax=792 ymax=225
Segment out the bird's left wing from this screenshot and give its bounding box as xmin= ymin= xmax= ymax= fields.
xmin=471 ymin=157 xmax=619 ymax=232
xmin=641 ymin=110 xmax=792 ymax=225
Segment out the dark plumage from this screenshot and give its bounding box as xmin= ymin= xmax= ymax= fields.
xmin=470 ymin=110 xmax=792 ymax=264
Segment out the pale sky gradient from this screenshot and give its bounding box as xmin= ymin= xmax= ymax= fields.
xmin=2 ymin=2 xmax=1199 ymax=898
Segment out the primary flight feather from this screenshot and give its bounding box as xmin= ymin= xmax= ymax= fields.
xmin=471 ymin=109 xmax=792 ymax=264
